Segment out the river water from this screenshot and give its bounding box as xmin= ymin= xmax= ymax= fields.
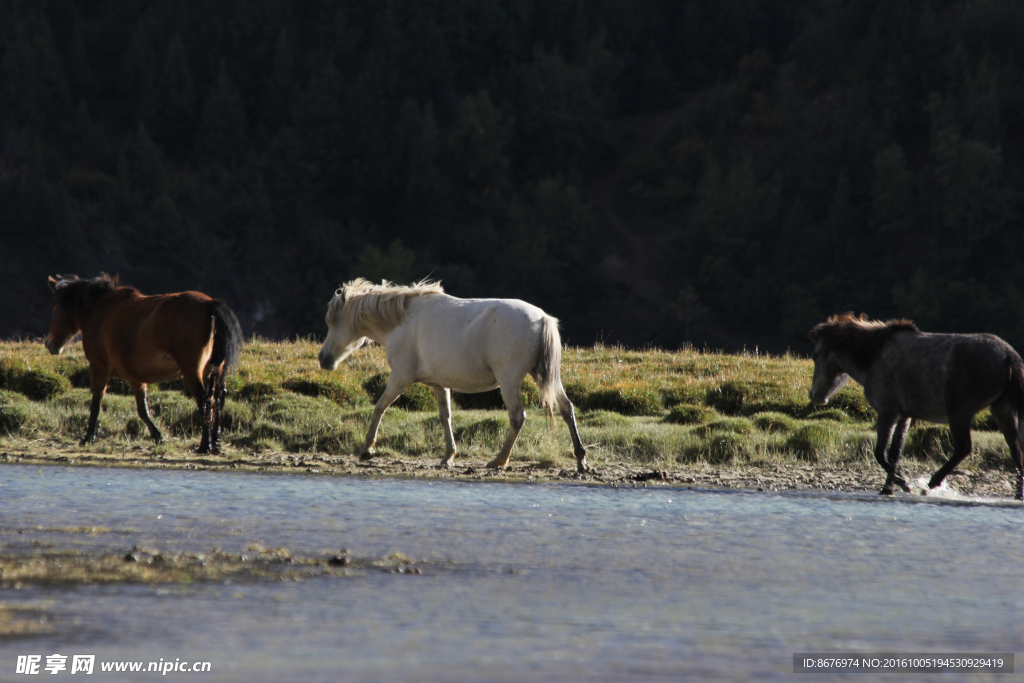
xmin=0 ymin=465 xmax=1021 ymax=681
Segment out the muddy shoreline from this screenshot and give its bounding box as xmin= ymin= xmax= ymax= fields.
xmin=0 ymin=441 xmax=1017 ymax=499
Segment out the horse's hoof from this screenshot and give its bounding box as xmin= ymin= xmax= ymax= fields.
xmin=439 ymin=456 xmax=455 ymax=469
xmin=485 ymin=458 xmax=508 ymax=470
xmin=358 ymin=452 xmax=375 ymax=462
xmin=879 ymin=486 xmax=893 ymax=496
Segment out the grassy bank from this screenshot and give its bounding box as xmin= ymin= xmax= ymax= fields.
xmin=0 ymin=338 xmax=1013 ymax=475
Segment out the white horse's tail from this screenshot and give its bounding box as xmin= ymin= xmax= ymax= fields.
xmin=535 ymin=315 xmax=564 ymax=411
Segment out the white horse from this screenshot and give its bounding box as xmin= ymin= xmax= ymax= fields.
xmin=318 ymin=278 xmax=590 ymax=473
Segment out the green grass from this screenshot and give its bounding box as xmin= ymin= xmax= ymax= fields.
xmin=0 ymin=338 xmax=1016 ymax=472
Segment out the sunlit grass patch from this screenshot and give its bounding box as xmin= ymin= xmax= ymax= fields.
xmin=0 ymin=338 xmax=1014 ymax=475
xmin=579 ymin=410 xmax=631 ymax=428
xmin=362 ymin=373 xmax=436 ymax=411
xmin=976 ymin=431 xmax=1014 ymax=469
xmin=572 ymin=385 xmax=663 ymax=415
xmin=664 ymin=404 xmax=718 ymax=425
xmin=284 ymin=374 xmax=368 ymax=408
xmin=589 ymin=418 xmax=689 ymax=466
xmin=0 ymin=390 xmax=45 ymax=435
xmin=785 ymin=423 xmax=838 ymax=463
xmin=904 ymin=424 xmax=952 ymax=464
xmin=693 ymin=417 xmax=755 ymax=437
xmin=752 ymin=411 xmax=799 ymax=434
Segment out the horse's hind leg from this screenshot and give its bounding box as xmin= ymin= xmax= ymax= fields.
xmin=203 ymin=370 xmax=226 ymax=454
xmin=988 ymin=398 xmax=1022 ymax=500
xmin=431 ymin=386 xmax=457 ymax=468
xmin=486 ymin=383 xmax=525 ymax=470
xmin=131 ymin=382 xmax=163 ymax=443
xmin=555 ymin=388 xmax=589 ymax=473
xmin=182 ymin=371 xmax=213 ymax=454
xmin=198 ymin=374 xmax=218 ymax=453
xmin=928 ymin=416 xmax=973 ymax=491
xmin=211 ymin=372 xmax=227 ymax=454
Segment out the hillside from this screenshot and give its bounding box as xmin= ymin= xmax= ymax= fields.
xmin=2 ymin=1 xmax=1023 ymax=350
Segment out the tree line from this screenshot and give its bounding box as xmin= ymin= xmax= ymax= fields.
xmin=1 ymin=0 xmax=1022 ymax=352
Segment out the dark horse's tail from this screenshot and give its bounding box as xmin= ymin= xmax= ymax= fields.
xmin=209 ymin=299 xmax=243 ymax=375
xmin=1006 ymin=352 xmax=1024 ymax=500
xmin=1008 ymin=353 xmax=1024 ymax=430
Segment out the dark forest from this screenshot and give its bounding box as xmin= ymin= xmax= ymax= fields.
xmin=2 ymin=0 xmax=1022 ymax=351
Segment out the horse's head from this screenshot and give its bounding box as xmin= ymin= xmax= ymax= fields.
xmin=807 ymin=327 xmax=850 ymax=406
xmin=808 ymin=341 xmax=849 ymax=405
xmin=45 ymin=273 xmax=119 ymax=354
xmin=807 ymin=313 xmax=918 ymax=404
xmin=318 ymin=288 xmax=367 ymax=370
xmin=45 ymin=274 xmax=81 ymax=355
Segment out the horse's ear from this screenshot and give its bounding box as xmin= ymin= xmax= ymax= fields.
xmin=48 ymin=276 xmax=59 ymax=292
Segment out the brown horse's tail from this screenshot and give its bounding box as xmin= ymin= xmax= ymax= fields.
xmin=534 ymin=315 xmax=564 ymax=411
xmin=209 ymin=299 xmax=243 ymax=375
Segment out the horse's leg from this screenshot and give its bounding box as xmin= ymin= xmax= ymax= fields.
xmin=82 ymin=366 xmax=110 ymax=446
xmin=182 ymin=371 xmax=213 ymax=454
xmin=360 ymin=377 xmax=410 ymax=461
xmin=210 ymin=372 xmax=227 ymax=455
xmin=486 ymin=384 xmax=525 ymax=470
xmin=874 ymin=413 xmax=900 ymax=495
xmin=199 ymin=373 xmax=217 ymax=453
xmin=131 ymin=382 xmax=163 ymax=443
xmin=928 ymin=415 xmax=973 ymax=491
xmin=885 ymin=416 xmax=912 ymax=493
xmin=555 ymin=387 xmax=589 ymax=473
xmin=432 ymin=386 xmax=457 ymax=468
xmin=990 ymin=398 xmax=1024 ymax=500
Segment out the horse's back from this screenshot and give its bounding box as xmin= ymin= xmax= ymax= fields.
xmin=95 ymin=291 xmax=219 ymax=381
xmin=398 ymin=294 xmax=551 ymax=390
xmin=873 ymin=331 xmax=1017 ymax=419
xmin=107 ymin=291 xmax=214 ymax=343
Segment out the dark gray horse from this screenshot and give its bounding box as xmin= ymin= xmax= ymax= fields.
xmin=808 ymin=313 xmax=1024 ymax=500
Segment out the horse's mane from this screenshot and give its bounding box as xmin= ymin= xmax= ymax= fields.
xmin=52 ymin=273 xmax=133 ymax=312
xmin=809 ymin=312 xmax=919 ymax=367
xmin=328 ymin=278 xmax=445 ymax=331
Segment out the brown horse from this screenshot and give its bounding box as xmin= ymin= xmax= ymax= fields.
xmin=44 ymin=274 xmax=243 ymax=454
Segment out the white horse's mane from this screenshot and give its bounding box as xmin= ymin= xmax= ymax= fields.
xmin=328 ymin=278 xmax=445 ymax=331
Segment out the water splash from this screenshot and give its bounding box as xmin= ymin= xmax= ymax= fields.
xmin=910 ymin=475 xmax=1016 ymax=505
xmin=910 ymin=475 xmax=962 ymax=500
